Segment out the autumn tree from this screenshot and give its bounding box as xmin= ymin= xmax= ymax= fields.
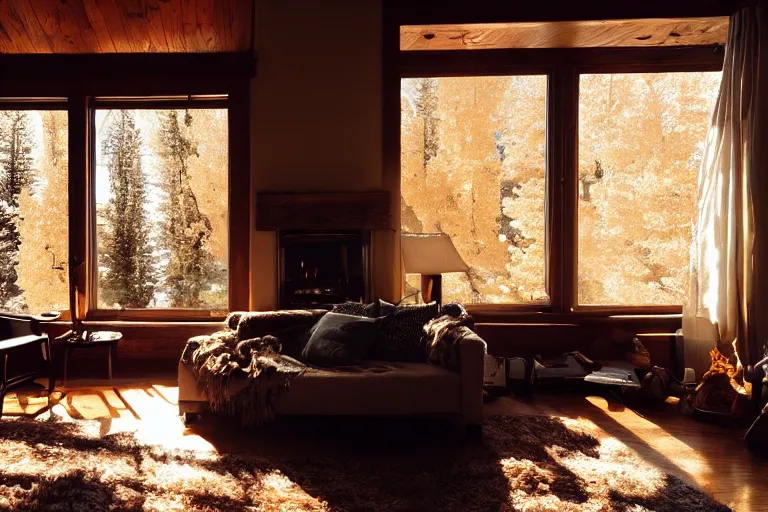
xmin=17 ymin=111 xmax=70 ymax=314
xmin=99 ymin=111 xmax=156 ymax=308
xmin=157 ymin=110 xmax=215 ymax=308
xmin=0 ymin=111 xmax=35 ymax=311
xmin=578 ymin=72 xmax=720 ymax=304
xmin=414 ymin=78 xmax=440 ymax=171
xmin=0 ymin=112 xmax=35 ymax=203
xmin=184 ymin=109 xmax=229 ymax=308
xmin=402 ymin=76 xmax=547 ymax=304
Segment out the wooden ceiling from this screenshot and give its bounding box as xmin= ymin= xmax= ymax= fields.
xmin=401 ymin=17 xmax=730 ymax=51
xmin=0 ymin=0 xmax=254 ymax=54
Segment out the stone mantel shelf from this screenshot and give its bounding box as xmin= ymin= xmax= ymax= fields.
xmin=255 ymin=191 xmax=391 ymax=231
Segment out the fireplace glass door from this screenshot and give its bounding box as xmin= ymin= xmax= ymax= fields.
xmin=279 ymin=231 xmax=370 ymax=309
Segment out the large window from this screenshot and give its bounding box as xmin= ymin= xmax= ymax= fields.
xmin=578 ymin=72 xmax=721 ymax=305
xmin=0 ymin=108 xmax=68 ymax=314
xmin=0 ymin=53 xmax=252 ymax=322
xmin=401 ymin=58 xmax=722 ymax=310
xmin=401 ymin=76 xmax=548 ymax=304
xmin=93 ymin=106 xmax=229 ymax=311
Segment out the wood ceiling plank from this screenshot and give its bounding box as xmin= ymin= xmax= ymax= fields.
xmin=212 ymin=0 xmax=232 ymax=51
xmin=229 ymin=0 xmax=252 ymax=51
xmin=93 ymin=0 xmax=134 ymax=52
xmin=0 ymin=2 xmax=33 ymax=53
xmin=161 ymin=0 xmax=187 ymax=52
xmin=401 ymin=17 xmax=730 ymax=51
xmin=0 ymin=21 xmax=19 ymax=53
xmin=9 ymin=0 xmax=53 ymax=53
xmin=145 ymin=0 xmax=171 ymax=52
xmin=67 ymin=0 xmax=106 ymax=52
xmin=180 ymin=0 xmax=207 ymax=52
xmin=117 ymin=0 xmax=153 ymax=52
xmin=196 ymin=0 xmax=219 ymax=51
xmin=81 ymin=0 xmax=118 ymax=53
xmin=1 ymin=0 xmax=252 ymax=54
xmin=30 ymin=0 xmax=92 ymax=53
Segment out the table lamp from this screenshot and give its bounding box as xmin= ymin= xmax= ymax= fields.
xmin=401 ymin=233 xmax=468 ymax=304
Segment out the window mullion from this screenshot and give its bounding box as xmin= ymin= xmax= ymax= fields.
xmin=228 ymin=81 xmax=251 ymax=311
xmin=67 ymin=94 xmax=90 ymax=323
xmin=548 ymin=66 xmax=579 ymax=313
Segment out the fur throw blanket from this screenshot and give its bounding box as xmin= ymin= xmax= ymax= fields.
xmin=182 ymin=310 xmax=324 ymax=427
xmin=424 ymin=303 xmax=476 ymax=371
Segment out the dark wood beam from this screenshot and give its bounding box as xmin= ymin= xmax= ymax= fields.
xmin=0 ymin=52 xmax=256 ymax=84
xmin=395 ymin=0 xmax=749 ymax=26
xmin=255 ymin=192 xmax=392 ymax=231
xmin=400 ymin=46 xmax=724 ymax=77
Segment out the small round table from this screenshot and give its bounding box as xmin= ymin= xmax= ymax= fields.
xmin=63 ymin=331 xmax=122 ymax=384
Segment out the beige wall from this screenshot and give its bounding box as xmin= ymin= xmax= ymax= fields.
xmin=250 ymin=0 xmax=385 ymax=309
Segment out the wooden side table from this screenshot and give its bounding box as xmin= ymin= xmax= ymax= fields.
xmin=63 ymin=331 xmax=122 ymax=384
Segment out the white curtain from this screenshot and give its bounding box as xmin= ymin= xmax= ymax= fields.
xmin=684 ymin=5 xmax=768 ymax=375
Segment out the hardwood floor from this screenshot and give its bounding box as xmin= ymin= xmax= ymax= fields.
xmin=2 ymin=378 xmax=767 ymax=511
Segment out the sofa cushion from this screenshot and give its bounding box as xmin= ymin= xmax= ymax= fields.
xmin=229 ymin=309 xmax=327 ymax=341
xmin=331 ymin=301 xmax=380 ymax=318
xmin=274 ymin=360 xmax=462 ymax=416
xmin=372 ymin=302 xmax=440 ymax=363
xmin=301 ymin=313 xmax=379 ymax=367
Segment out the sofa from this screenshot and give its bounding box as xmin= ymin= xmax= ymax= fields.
xmin=177 ymin=308 xmax=486 ymax=433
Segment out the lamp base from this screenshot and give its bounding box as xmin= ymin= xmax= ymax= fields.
xmin=420 ymin=274 xmax=442 ymax=305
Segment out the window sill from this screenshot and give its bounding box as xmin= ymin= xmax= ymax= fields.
xmin=45 ymin=320 xmax=225 ymax=330
xmin=470 ymin=309 xmax=682 ymax=326
xmin=85 ymin=310 xmax=228 ymax=322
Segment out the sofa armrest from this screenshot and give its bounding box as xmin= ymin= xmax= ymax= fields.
xmin=459 ymin=330 xmax=486 ymax=426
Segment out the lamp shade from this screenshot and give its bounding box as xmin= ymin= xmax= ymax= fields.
xmin=401 ymin=233 xmax=468 ymax=274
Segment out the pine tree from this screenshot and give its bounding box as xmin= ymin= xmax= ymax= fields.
xmin=100 ymin=111 xmax=155 ymax=308
xmin=157 ymin=110 xmax=214 ymax=308
xmin=0 ymin=111 xmax=34 ymax=311
xmin=0 ymin=204 xmax=24 ymax=310
xmin=414 ymin=78 xmax=440 ymax=171
xmin=0 ymin=112 xmax=35 ymax=205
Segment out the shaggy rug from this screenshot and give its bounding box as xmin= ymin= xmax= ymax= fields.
xmin=0 ymin=414 xmax=728 ymax=512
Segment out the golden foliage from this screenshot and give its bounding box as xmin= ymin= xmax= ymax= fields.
xmin=16 ymin=111 xmax=69 ymax=313
xmin=402 ymin=72 xmax=720 ymax=305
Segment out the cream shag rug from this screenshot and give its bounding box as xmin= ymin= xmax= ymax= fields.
xmin=0 ymin=414 xmax=729 ymax=511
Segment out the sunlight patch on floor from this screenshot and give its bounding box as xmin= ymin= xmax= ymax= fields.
xmin=585 ymin=395 xmax=710 ymax=481
xmin=2 ymin=383 xmax=217 ymax=454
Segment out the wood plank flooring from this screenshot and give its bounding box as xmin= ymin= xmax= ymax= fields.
xmin=3 ymin=379 xmax=767 ymax=511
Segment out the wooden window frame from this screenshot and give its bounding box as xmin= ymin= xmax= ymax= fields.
xmin=0 ymin=53 xmax=254 ymax=323
xmin=399 ymin=45 xmax=724 ymax=317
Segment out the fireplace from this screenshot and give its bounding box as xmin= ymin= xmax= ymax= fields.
xmin=278 ymin=231 xmax=371 ymax=309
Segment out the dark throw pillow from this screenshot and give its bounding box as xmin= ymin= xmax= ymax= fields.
xmin=371 ymin=302 xmax=440 ymax=363
xmin=331 ymin=301 xmax=380 ymax=318
xmin=377 ymin=299 xmax=397 ymax=317
xmin=301 ymin=313 xmax=380 ymax=367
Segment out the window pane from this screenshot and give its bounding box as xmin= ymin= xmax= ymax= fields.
xmin=578 ymin=72 xmax=721 ymax=305
xmin=0 ymin=110 xmax=69 ymax=314
xmin=94 ymin=109 xmax=228 ymax=309
xmin=401 ymin=76 xmax=548 ymax=304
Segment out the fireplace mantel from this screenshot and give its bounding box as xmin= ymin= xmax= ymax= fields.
xmin=255 ymin=191 xmax=391 ymax=231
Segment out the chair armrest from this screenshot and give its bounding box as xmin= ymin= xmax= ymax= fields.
xmin=459 ymin=330 xmax=487 ymax=426
xmin=0 ymin=311 xmax=60 ymax=337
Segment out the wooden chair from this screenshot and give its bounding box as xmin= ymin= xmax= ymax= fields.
xmin=0 ymin=311 xmax=60 ymax=418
